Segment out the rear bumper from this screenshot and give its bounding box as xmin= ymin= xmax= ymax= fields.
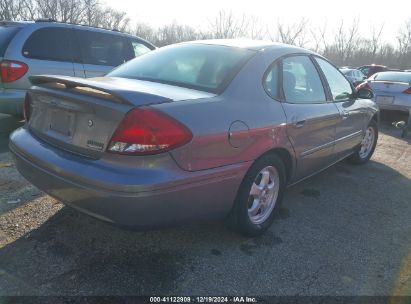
xmin=9 ymin=127 xmax=248 ymax=227
xmin=378 ymin=104 xmax=410 ymax=112
xmin=0 ymin=89 xmax=26 ymax=115
xmin=375 ymin=94 xmax=411 ymax=113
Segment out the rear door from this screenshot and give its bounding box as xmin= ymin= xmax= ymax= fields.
xmin=270 ymin=55 xmax=340 ymax=180
xmin=314 ymin=57 xmax=365 ymax=158
xmin=21 ymin=27 xmax=76 ymax=84
xmin=76 ymin=30 xmax=129 ymax=77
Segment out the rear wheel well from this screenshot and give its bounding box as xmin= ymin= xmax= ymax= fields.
xmin=258 ymin=148 xmax=293 ymax=183
xmin=372 ymin=113 xmax=379 ymax=124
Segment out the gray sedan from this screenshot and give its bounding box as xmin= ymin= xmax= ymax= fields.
xmin=9 ymin=40 xmax=379 ymax=236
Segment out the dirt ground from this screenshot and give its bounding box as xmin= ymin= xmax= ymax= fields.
xmin=0 ymin=114 xmax=410 ymax=296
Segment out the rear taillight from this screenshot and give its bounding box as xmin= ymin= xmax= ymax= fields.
xmin=0 ymin=60 xmax=28 ymax=83
xmin=107 ymin=107 xmax=193 ymax=155
xmin=23 ymin=93 xmax=31 ymax=122
xmin=402 ymin=87 xmax=411 ymax=94
xmin=356 ymin=81 xmax=372 ymax=91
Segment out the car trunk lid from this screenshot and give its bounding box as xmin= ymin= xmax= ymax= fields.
xmin=27 ymin=75 xmax=215 ymax=159
xmin=369 ymin=80 xmax=411 ymax=94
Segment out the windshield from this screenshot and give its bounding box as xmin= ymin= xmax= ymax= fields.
xmin=373 ymin=72 xmax=411 ymax=83
xmin=108 ymin=43 xmax=256 ymax=94
xmin=0 ymin=26 xmax=22 ymax=57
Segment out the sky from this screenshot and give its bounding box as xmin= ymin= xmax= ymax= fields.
xmin=103 ymin=0 xmax=410 ymax=45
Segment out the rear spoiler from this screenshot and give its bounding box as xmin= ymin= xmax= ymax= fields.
xmin=29 ymin=75 xmax=135 ymax=105
xmin=371 ymin=80 xmax=411 ymax=85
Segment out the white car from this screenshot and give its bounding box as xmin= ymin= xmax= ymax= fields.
xmin=357 ymin=71 xmax=411 ymax=113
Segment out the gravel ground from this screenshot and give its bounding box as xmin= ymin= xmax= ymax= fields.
xmin=0 ymin=114 xmax=410 ymax=296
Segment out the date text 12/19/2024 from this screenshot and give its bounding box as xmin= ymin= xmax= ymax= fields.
xmin=150 ymin=297 xmax=258 ymax=303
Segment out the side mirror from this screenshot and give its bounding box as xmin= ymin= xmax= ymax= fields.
xmin=356 ymin=88 xmax=374 ymax=99
xmin=362 ymin=76 xmax=367 ymax=80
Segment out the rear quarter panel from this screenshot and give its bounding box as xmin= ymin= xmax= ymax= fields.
xmin=155 ymin=49 xmax=296 ymax=175
xmin=360 ymin=98 xmax=379 ymax=126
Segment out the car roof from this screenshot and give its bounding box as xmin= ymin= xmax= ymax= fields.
xmin=0 ymin=20 xmax=156 ymax=48
xmin=1 ymin=20 xmax=129 ymax=37
xmin=184 ymin=39 xmax=307 ymax=52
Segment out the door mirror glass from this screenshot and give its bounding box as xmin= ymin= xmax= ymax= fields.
xmin=357 ymin=88 xmax=374 ymax=99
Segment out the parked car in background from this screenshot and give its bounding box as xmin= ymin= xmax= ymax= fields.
xmin=340 ymin=68 xmax=366 ymax=86
xmin=0 ymin=20 xmax=155 ymax=116
xmin=356 ymin=71 xmax=411 ymax=113
xmin=10 ymin=39 xmax=379 ymax=236
xmin=357 ymin=64 xmax=388 ymax=78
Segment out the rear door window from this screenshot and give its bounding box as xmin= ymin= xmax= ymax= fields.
xmin=263 ymin=62 xmax=280 ymax=99
xmin=76 ymin=31 xmax=128 ymax=67
xmin=22 ymin=27 xmax=73 ymax=61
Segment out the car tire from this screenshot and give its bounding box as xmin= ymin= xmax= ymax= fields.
xmin=226 ymin=154 xmax=286 ymax=237
xmin=348 ymin=120 xmax=378 ymax=165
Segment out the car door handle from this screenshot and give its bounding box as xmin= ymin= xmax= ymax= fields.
xmin=294 ymin=120 xmax=306 ymax=128
xmin=341 ymin=111 xmax=350 ymax=120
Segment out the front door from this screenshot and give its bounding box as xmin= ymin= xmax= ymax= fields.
xmin=314 ymin=57 xmax=365 ymax=158
xmin=276 ymin=55 xmax=340 ymax=180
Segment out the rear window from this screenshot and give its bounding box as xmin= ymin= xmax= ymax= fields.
xmin=108 ymin=44 xmax=256 ymax=94
xmin=22 ymin=27 xmax=73 ymax=61
xmin=0 ymin=26 xmax=21 ymax=57
xmin=373 ymin=72 xmax=411 ymax=83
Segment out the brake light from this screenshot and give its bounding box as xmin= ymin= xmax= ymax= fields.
xmin=23 ymin=93 xmax=31 ymax=122
xmin=402 ymin=87 xmax=411 ymax=94
xmin=356 ymin=81 xmax=372 ymax=91
xmin=0 ymin=60 xmax=28 ymax=82
xmin=108 ymin=107 xmax=193 ymax=155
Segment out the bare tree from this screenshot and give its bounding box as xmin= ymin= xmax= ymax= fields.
xmin=271 ymin=18 xmax=308 ymax=47
xmin=134 ymin=22 xmax=156 ymax=42
xmin=208 ymin=10 xmax=250 ymax=39
xmin=245 ymin=15 xmax=266 ymax=39
xmin=155 ymin=22 xmax=198 ymax=46
xmin=332 ymin=19 xmax=360 ymax=65
xmin=98 ymin=7 xmax=130 ymax=31
xmin=397 ymin=19 xmax=411 ymax=56
xmin=309 ymin=22 xmax=331 ymax=55
xmin=0 ymin=0 xmax=34 ymax=20
xmin=82 ymin=0 xmax=101 ymax=26
xmin=396 ymin=19 xmax=411 ymax=68
xmin=369 ymin=23 xmax=385 ymax=58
